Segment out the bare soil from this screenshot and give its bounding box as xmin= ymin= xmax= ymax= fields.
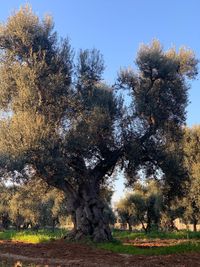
xmin=0 ymin=239 xmax=200 ymax=267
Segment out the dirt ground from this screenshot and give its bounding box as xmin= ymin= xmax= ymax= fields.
xmin=0 ymin=240 xmax=200 ymax=267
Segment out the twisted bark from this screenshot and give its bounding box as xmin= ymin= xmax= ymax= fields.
xmin=65 ymin=185 xmax=112 ymax=242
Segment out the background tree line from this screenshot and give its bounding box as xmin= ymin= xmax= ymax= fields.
xmin=0 ymin=179 xmax=69 ymax=231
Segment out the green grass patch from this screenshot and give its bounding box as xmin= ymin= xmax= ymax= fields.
xmin=113 ymin=229 xmax=200 ymax=240
xmin=0 ymin=229 xmax=68 ymax=243
xmin=97 ymin=240 xmax=200 ymax=256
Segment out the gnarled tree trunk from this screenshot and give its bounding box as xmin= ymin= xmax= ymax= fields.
xmin=65 ymin=185 xmax=112 ymax=242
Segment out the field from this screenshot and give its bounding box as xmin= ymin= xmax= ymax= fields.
xmin=0 ymin=229 xmax=200 ymax=266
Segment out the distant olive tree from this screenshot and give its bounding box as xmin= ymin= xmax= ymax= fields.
xmin=181 ymin=126 xmax=200 ymax=231
xmin=9 ymin=180 xmax=68 ymax=230
xmin=0 ymin=183 xmax=14 ymax=229
xmin=116 ymin=180 xmax=163 ymax=232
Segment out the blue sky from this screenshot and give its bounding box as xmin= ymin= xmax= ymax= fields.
xmin=1 ymin=1 xmax=200 ymax=201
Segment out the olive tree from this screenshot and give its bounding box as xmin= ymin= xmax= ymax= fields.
xmin=0 ymin=182 xmax=14 ymax=229
xmin=9 ymin=180 xmax=67 ymax=230
xmin=0 ymin=6 xmax=198 ymax=241
xmin=182 ymin=126 xmax=200 ymax=231
xmin=116 ymin=181 xmax=163 ymax=232
xmin=116 ymin=197 xmax=137 ymax=231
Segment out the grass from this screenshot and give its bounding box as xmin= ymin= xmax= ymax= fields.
xmin=0 ymin=229 xmax=68 ymax=243
xmin=97 ymin=240 xmax=200 ymax=256
xmin=95 ymin=229 xmax=200 ymax=256
xmin=113 ymin=229 xmax=200 ymax=240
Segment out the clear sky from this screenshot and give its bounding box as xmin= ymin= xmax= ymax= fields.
xmin=0 ymin=0 xmax=199 ymax=202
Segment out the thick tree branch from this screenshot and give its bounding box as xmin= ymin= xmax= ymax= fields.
xmin=91 ymin=148 xmax=123 ymax=182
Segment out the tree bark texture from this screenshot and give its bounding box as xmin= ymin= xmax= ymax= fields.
xmin=65 ymin=186 xmax=112 ymax=242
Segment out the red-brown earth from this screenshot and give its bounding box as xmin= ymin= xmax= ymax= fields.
xmin=0 ymin=239 xmax=200 ymax=266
